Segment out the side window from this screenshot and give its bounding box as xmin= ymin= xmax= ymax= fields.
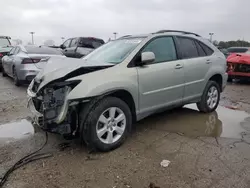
xmin=63 ymin=39 xmax=71 ymax=48
xmin=70 ymin=38 xmax=78 ymax=47
xmin=195 ymin=41 xmax=206 ymax=57
xmin=9 ymin=47 xmax=16 ymax=55
xmin=142 ymin=37 xmax=177 ymax=63
xmin=176 ymin=37 xmax=199 ymax=59
xmin=199 ymin=42 xmax=214 ymax=56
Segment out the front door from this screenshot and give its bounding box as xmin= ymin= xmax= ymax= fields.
xmin=66 ymin=38 xmax=78 ymax=58
xmin=137 ymin=36 xmax=185 ymax=114
xmin=62 ymin=39 xmax=72 ymax=57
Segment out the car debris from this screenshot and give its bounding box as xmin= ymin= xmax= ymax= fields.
xmin=160 ymin=159 xmax=171 ymax=167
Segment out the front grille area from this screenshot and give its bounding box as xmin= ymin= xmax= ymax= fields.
xmin=235 ymin=64 xmax=250 ymax=73
xmin=227 ymin=63 xmax=250 ymax=73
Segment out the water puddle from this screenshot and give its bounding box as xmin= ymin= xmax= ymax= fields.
xmin=0 ymin=119 xmax=34 ymax=144
xmin=139 ymin=104 xmax=250 ymax=139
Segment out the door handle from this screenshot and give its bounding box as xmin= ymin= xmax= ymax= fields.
xmin=206 ymin=59 xmax=212 ymax=64
xmin=175 ymin=64 xmax=183 ymax=69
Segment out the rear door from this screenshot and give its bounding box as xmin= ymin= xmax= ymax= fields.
xmin=175 ymin=36 xmax=214 ymax=102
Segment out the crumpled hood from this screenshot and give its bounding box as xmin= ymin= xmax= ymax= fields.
xmin=227 ymin=53 xmax=250 ymax=64
xmin=34 ymin=56 xmax=113 ymax=90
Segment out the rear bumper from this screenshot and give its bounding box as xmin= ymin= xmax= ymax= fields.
xmin=17 ymin=69 xmax=39 ymax=82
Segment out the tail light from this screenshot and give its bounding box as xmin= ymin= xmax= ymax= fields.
xmin=21 ymin=58 xmax=41 ymax=64
xmin=0 ymin=53 xmax=3 ymax=57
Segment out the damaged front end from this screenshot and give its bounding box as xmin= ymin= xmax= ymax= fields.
xmin=27 ymin=57 xmax=114 ymax=136
xmin=28 ymin=80 xmax=84 ymax=136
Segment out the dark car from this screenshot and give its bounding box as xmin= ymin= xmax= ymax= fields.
xmin=0 ymin=36 xmax=12 ymax=71
xmin=60 ymin=37 xmax=104 ymax=58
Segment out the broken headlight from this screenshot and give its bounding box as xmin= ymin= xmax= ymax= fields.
xmin=40 ymin=80 xmax=81 ymax=121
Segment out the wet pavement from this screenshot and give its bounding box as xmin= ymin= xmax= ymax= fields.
xmin=0 ymin=119 xmax=34 ymax=144
xmin=0 ymin=76 xmax=250 ymax=188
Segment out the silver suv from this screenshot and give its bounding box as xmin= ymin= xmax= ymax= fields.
xmin=27 ymin=30 xmax=228 ymax=151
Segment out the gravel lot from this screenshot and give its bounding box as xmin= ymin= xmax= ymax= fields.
xmin=0 ymin=76 xmax=250 ymax=188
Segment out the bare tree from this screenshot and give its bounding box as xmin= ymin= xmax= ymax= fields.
xmin=44 ymin=39 xmax=55 ymax=46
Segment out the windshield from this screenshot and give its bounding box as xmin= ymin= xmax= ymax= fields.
xmin=84 ymin=38 xmax=145 ymax=64
xmin=0 ymin=38 xmax=11 ymax=47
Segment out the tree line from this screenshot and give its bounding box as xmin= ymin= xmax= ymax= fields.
xmin=217 ymin=40 xmax=250 ymax=49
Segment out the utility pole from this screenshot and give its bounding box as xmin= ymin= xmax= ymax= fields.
xmin=61 ymin=37 xmax=65 ymax=43
xmin=113 ymin=32 xmax=117 ymax=40
xmin=209 ymin=33 xmax=214 ymax=43
xmin=29 ymin=32 xmax=35 ymax=44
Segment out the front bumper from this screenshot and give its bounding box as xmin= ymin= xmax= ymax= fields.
xmin=27 ymin=97 xmax=44 ymax=126
xmin=27 ymin=85 xmax=73 ymax=134
xmin=228 ymin=71 xmax=250 ymax=78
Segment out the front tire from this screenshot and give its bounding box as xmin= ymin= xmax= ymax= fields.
xmin=197 ymin=81 xmax=220 ymax=113
xmin=80 ymin=97 xmax=132 ymax=152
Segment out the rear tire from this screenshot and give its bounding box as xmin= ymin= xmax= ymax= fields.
xmin=2 ymin=67 xmax=7 ymax=77
xmin=197 ymin=81 xmax=220 ymax=113
xmin=80 ymin=97 xmax=132 ymax=152
xmin=13 ymin=67 xmax=21 ymax=86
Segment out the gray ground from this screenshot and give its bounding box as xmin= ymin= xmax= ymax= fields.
xmin=0 ymin=76 xmax=250 ymax=188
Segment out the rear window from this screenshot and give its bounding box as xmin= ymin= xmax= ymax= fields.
xmin=198 ymin=42 xmax=214 ymax=56
xmin=25 ymin=46 xmax=63 ymax=55
xmin=78 ymin=38 xmax=104 ymax=49
xmin=227 ymin=48 xmax=249 ymax=53
xmin=0 ymin=38 xmax=11 ymax=47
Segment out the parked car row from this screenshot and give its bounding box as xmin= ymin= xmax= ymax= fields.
xmin=0 ymin=36 xmax=105 ymax=86
xmin=1 ymin=45 xmax=65 ymax=86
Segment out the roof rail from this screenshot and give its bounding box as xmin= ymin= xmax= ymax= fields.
xmin=154 ymin=30 xmax=200 ymax=37
xmin=118 ymin=35 xmax=132 ymax=39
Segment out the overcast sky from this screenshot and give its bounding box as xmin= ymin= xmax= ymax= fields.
xmin=1 ymin=0 xmax=249 ymax=45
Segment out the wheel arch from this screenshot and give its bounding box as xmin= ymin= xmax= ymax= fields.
xmin=104 ymin=89 xmax=137 ymax=123
xmin=208 ymin=74 xmax=223 ymax=92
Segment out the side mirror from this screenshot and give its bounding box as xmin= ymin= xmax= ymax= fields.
xmin=140 ymin=52 xmax=155 ymax=65
xmin=60 ymin=44 xmax=65 ymax=49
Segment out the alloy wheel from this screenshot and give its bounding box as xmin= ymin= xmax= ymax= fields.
xmin=96 ymin=107 xmax=126 ymax=144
